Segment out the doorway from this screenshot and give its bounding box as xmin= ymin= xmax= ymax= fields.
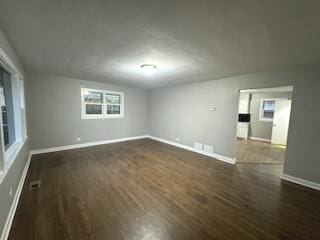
xmin=235 ymin=86 xmax=293 ymax=164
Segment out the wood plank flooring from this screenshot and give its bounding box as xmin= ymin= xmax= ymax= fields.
xmin=9 ymin=139 xmax=320 ymax=240
xmin=236 ymin=139 xmax=285 ymax=164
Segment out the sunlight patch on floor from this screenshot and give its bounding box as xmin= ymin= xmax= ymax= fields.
xmin=275 ymin=145 xmax=287 ymax=149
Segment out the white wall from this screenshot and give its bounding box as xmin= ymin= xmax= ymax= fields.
xmin=26 ymin=72 xmax=149 ymax=150
xmin=149 ymin=65 xmax=320 ymax=184
xmin=0 ymin=29 xmax=30 ymax=237
xmin=238 ymin=93 xmax=250 ymax=114
xmin=249 ymin=92 xmax=292 ymax=140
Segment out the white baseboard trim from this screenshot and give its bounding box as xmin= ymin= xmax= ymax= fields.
xmin=31 ymin=135 xmax=149 ymax=155
xmin=281 ymin=174 xmax=320 ymax=191
xmin=147 ymin=135 xmax=235 ymax=164
xmin=0 ymin=152 xmax=32 ymax=240
xmin=249 ymin=137 xmax=271 ymax=143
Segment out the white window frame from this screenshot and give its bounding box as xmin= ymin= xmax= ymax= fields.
xmin=259 ymin=98 xmax=287 ymax=122
xmin=81 ymin=89 xmax=105 ymax=119
xmin=81 ymin=88 xmax=124 ymax=119
xmin=0 ymin=48 xmax=28 ymax=185
xmin=105 ymin=92 xmax=124 ymax=119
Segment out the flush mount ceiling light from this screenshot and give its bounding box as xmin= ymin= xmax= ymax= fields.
xmin=140 ymin=64 xmax=157 ymax=75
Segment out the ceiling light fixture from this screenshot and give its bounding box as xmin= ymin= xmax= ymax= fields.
xmin=140 ymin=64 xmax=157 ymax=75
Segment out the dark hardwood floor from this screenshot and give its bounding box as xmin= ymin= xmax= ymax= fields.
xmin=9 ymin=139 xmax=320 ymax=240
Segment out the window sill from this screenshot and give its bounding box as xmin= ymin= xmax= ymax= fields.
xmin=259 ymin=118 xmax=274 ymax=122
xmin=5 ymin=139 xmax=24 ymax=165
xmin=81 ymin=115 xmax=124 ymax=120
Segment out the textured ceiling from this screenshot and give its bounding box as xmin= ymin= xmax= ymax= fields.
xmin=1 ymin=0 xmax=320 ymax=88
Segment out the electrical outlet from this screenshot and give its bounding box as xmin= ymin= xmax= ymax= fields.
xmin=204 ymin=144 xmax=214 ymax=153
xmin=194 ymin=142 xmax=203 ymax=150
xmin=176 ymin=137 xmax=180 ymax=141
xmin=76 ymin=137 xmax=82 ymax=142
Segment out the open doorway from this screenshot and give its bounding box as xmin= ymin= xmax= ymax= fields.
xmin=236 ymin=86 xmax=293 ymax=164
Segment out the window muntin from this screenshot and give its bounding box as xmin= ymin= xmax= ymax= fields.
xmin=260 ymin=99 xmax=275 ymax=122
xmin=81 ymin=88 xmax=124 ymax=119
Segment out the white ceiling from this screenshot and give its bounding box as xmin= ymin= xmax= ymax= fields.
xmin=1 ymin=0 xmax=320 ymax=88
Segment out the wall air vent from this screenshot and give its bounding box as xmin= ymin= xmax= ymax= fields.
xmin=29 ymin=180 xmax=41 ymax=190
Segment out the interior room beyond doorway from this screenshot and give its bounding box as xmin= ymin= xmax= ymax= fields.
xmin=236 ymin=86 xmax=293 ymax=164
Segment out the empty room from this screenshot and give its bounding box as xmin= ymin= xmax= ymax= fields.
xmin=0 ymin=1 xmax=319 ymax=240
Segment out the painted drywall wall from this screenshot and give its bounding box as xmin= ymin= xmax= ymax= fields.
xmin=26 ymin=72 xmax=149 ymax=150
xmin=249 ymin=92 xmax=292 ymax=139
xmin=0 ymin=31 xmax=23 ymax=75
xmin=149 ymin=65 xmax=320 ymax=184
xmin=0 ymin=141 xmax=29 ymax=236
xmin=238 ymin=93 xmax=250 ymax=114
xmin=0 ymin=30 xmax=30 ymax=237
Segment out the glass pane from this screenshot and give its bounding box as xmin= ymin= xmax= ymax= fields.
xmin=84 ymin=91 xmax=102 ymax=104
xmin=263 ymin=101 xmax=275 ymax=111
xmin=113 ymin=105 xmax=120 ymax=114
xmin=107 ymin=105 xmax=112 ymax=114
xmin=263 ymin=100 xmax=275 ymax=119
xmin=106 ymin=105 xmax=121 ymax=115
xmin=3 ymin=125 xmax=9 ymax=148
xmin=106 ymin=94 xmax=120 ymax=104
xmin=0 ymin=66 xmax=16 ymax=150
xmin=263 ymin=110 xmax=274 ymax=119
xmin=86 ymin=104 xmax=102 ymax=115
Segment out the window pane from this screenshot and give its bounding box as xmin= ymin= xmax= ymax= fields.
xmin=106 ymin=94 xmax=120 ymax=104
xmin=0 ymin=66 xmax=16 ymax=149
xmin=107 ymin=105 xmax=121 ymax=115
xmin=85 ymin=104 xmax=102 ymax=115
xmin=263 ymin=100 xmax=275 ymax=119
xmin=107 ymin=105 xmax=112 ymax=114
xmin=263 ymin=111 xmax=274 ymax=119
xmin=84 ymin=91 xmax=102 ymax=104
xmin=113 ymin=105 xmax=120 ymax=114
xmin=3 ymin=126 xmax=9 ymax=147
xmin=263 ymin=101 xmax=275 ymax=111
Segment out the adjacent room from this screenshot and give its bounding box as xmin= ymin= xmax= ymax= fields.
xmin=236 ymin=86 xmax=293 ymax=164
xmin=0 ymin=1 xmax=320 ymax=240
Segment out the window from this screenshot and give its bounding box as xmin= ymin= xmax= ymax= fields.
xmin=0 ymin=67 xmax=16 ymax=149
xmin=106 ymin=94 xmax=121 ymax=115
xmin=259 ymin=99 xmax=275 ymax=122
xmin=83 ymin=90 xmax=103 ymax=116
xmin=81 ymin=88 xmax=124 ymax=119
xmin=0 ymin=50 xmax=27 ymax=184
xmin=0 ymin=63 xmax=26 ymax=174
